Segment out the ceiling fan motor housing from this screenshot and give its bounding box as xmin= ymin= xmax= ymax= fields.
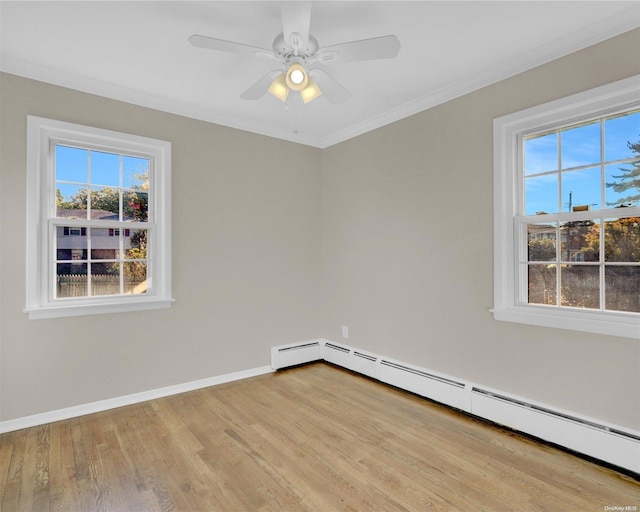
xmin=272 ymin=33 xmax=319 ymax=65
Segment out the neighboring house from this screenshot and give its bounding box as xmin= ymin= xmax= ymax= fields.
xmin=56 ymin=208 xmax=134 ymax=273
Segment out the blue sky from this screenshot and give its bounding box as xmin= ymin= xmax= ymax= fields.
xmin=55 ymin=145 xmax=149 ymax=207
xmin=524 ymin=110 xmax=639 ymax=215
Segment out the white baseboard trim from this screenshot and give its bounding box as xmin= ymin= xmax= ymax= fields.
xmin=0 ymin=365 xmax=273 ymax=434
xmin=272 ymin=339 xmax=640 ymax=475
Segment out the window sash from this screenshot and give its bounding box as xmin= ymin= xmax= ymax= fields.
xmin=49 ymin=218 xmax=153 ymax=301
xmin=514 ymin=209 xmax=640 ymax=312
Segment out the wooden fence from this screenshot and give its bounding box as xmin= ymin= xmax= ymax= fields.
xmin=57 ymin=274 xmax=146 ymax=297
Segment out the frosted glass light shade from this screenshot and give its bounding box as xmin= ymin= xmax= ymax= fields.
xmin=300 ymin=77 xmax=322 ymax=103
xmin=268 ymin=73 xmax=288 ymax=102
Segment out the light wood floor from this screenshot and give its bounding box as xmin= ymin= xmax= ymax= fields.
xmin=1 ymin=363 xmax=638 ymax=511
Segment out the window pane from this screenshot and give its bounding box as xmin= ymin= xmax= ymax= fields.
xmin=605 ymin=110 xmax=640 ymax=162
xmin=124 ymin=262 xmax=147 ymax=294
xmin=524 ymin=132 xmax=557 ymax=175
xmin=90 ymin=228 xmax=121 ymax=259
xmin=56 ymin=226 xmax=87 ymax=263
xmin=123 ymin=156 xmax=149 ymax=189
xmin=123 ymin=190 xmax=148 ymax=222
xmin=605 ymin=163 xmax=639 ymax=208
xmin=560 ymin=220 xmax=599 ymax=262
xmin=525 ymin=174 xmax=558 ymax=215
xmin=560 ymin=265 xmax=599 ymax=309
xmin=56 ymin=184 xmax=87 ymax=218
xmin=604 ymin=217 xmax=640 ymax=262
xmin=89 ymin=186 xmax=120 ymax=220
xmin=56 ymin=264 xmax=88 ymax=298
xmin=605 ymin=265 xmax=640 ymax=313
xmin=561 ymin=120 xmax=601 ymax=169
xmin=91 ymin=266 xmax=121 ymax=297
xmin=561 ymin=166 xmax=601 ymax=211
xmin=527 ymin=223 xmax=556 ymax=262
xmin=528 ymin=264 xmax=556 ymax=305
xmin=91 ymin=151 xmax=120 ymax=187
xmin=125 ymin=229 xmax=147 ymax=259
xmin=55 ymin=145 xmax=88 ymax=183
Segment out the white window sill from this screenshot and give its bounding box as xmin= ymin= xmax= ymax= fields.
xmin=492 ymin=306 xmax=640 ymax=340
xmin=24 ymin=298 xmax=175 ymax=319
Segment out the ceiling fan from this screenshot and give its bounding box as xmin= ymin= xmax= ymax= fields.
xmin=189 ymin=2 xmax=400 ymax=105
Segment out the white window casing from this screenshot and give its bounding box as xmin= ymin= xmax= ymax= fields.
xmin=493 ymin=75 xmax=640 ymax=339
xmin=25 ymin=116 xmax=173 ymax=319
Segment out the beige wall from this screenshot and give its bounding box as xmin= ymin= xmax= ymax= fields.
xmin=0 ymin=73 xmax=322 ymax=420
xmin=320 ymin=28 xmax=640 ymax=430
xmin=1 ymin=28 xmax=639 ymax=430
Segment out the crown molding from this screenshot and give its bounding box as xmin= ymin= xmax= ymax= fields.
xmin=316 ymin=7 xmax=640 ymax=148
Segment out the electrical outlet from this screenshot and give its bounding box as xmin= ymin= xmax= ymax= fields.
xmin=341 ymin=325 xmax=349 ymax=339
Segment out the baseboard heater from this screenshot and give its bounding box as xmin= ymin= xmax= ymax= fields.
xmin=270 ymin=340 xmax=322 ymax=369
xmin=271 ymin=339 xmax=640 ymax=474
xmin=378 ymin=360 xmax=469 ymax=411
xmin=318 ymin=342 xmax=379 ymax=379
xmin=471 ymin=387 xmax=640 ymax=473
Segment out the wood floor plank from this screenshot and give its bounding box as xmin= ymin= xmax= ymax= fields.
xmin=15 ymin=426 xmax=39 ymax=511
xmin=1 ymin=431 xmax=25 ymax=511
xmin=1 ymin=362 xmax=638 ymax=511
xmin=0 ymin=432 xmax=15 ymax=503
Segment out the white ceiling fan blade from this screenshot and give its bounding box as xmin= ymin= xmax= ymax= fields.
xmin=189 ymin=34 xmax=273 ymax=59
xmin=240 ymin=70 xmax=282 ymax=100
xmin=317 ymin=35 xmax=400 ymax=64
xmin=309 ymin=69 xmax=351 ymax=104
xmin=281 ymin=1 xmax=311 ymax=54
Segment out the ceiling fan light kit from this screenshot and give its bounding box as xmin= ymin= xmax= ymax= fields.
xmin=268 ymin=65 xmax=323 ymax=104
xmin=189 ymin=2 xmax=400 ymax=106
xmin=266 ymin=61 xmax=322 ymax=104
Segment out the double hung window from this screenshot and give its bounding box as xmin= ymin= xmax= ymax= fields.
xmin=493 ymin=76 xmax=640 ymax=338
xmin=26 ymin=117 xmax=172 ymax=318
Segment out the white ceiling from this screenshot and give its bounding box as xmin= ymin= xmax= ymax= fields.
xmin=1 ymin=1 xmax=639 ymax=148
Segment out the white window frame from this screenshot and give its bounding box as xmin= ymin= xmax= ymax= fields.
xmin=25 ymin=116 xmax=173 ymax=319
xmin=493 ymin=75 xmax=640 ymax=339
